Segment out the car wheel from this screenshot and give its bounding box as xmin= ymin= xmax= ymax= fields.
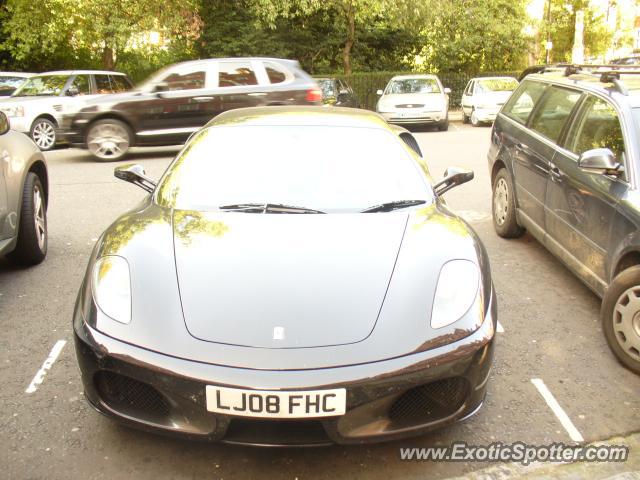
xmin=492 ymin=168 xmax=524 ymax=238
xmin=86 ymin=119 xmax=132 ymax=162
xmin=602 ymin=266 xmax=640 ymax=374
xmin=8 ymin=172 xmax=47 ymax=265
xmin=462 ymin=111 xmax=470 ymax=124
xmin=437 ymin=115 xmax=449 ymax=131
xmin=30 ymin=118 xmax=56 ymax=151
xmin=470 ymin=109 xmax=481 ymax=127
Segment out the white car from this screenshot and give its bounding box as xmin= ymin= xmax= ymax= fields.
xmin=0 ymin=72 xmax=34 ymax=97
xmin=376 ymin=74 xmax=451 ymax=131
xmin=461 ymin=76 xmax=519 ymax=126
xmin=0 ymin=70 xmax=133 ymax=151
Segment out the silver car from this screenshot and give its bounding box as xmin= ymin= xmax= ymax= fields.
xmin=376 ymin=74 xmax=451 ymax=130
xmin=0 ymin=111 xmax=48 ymax=265
xmin=461 ymin=76 xmax=519 ymax=126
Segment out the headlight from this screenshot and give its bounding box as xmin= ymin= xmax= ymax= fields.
xmin=2 ymin=105 xmax=24 ymax=117
xmin=92 ymin=255 xmax=131 ymax=324
xmin=431 ymin=260 xmax=479 ymax=329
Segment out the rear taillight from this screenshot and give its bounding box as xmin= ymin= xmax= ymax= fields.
xmin=306 ymin=88 xmax=322 ymax=103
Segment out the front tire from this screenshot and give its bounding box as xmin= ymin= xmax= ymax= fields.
xmin=30 ymin=118 xmax=56 ymax=151
xmin=462 ymin=111 xmax=470 ymax=124
xmin=492 ymin=168 xmax=524 ymax=238
xmin=470 ymin=109 xmax=481 ymax=127
xmin=437 ymin=115 xmax=449 ymax=131
xmin=8 ymin=172 xmax=47 ymax=265
xmin=86 ymin=119 xmax=132 ymax=162
xmin=602 ymin=267 xmax=640 ymax=374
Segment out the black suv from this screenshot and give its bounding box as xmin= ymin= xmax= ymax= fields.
xmin=488 ymin=65 xmax=640 ymax=374
xmin=59 ymin=58 xmax=322 ymax=161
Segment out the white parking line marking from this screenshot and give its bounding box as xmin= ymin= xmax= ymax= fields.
xmin=531 ymin=378 xmax=584 ymax=442
xmin=497 ymin=321 xmax=505 ymax=333
xmin=25 ymin=340 xmax=67 ymax=394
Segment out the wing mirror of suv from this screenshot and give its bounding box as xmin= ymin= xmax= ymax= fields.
xmin=444 ymin=88 xmax=452 ymax=94
xmin=433 ymin=166 xmax=474 ymax=196
xmin=153 ymin=82 xmax=170 ymax=95
xmin=114 ymin=164 xmax=157 ymax=193
xmin=0 ymin=112 xmax=9 ymax=135
xmin=578 ymin=148 xmax=623 ymax=176
xmin=66 ymin=86 xmax=79 ymax=97
xmin=376 ymin=89 xmax=383 ymax=95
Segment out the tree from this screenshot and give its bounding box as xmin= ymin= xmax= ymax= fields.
xmin=1 ymin=0 xmax=201 ymax=70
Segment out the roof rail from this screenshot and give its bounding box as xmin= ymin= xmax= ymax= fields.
xmin=538 ymin=63 xmax=640 ymax=95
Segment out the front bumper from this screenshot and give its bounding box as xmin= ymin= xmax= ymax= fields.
xmin=6 ymin=115 xmax=30 ymax=133
xmin=379 ymin=111 xmax=446 ymax=125
xmin=473 ymin=108 xmax=500 ymax=123
xmin=74 ymin=307 xmax=495 ymax=446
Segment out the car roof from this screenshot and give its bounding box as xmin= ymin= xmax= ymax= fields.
xmin=168 ymin=57 xmax=301 ymax=69
xmin=37 ymin=70 xmax=128 ymax=76
xmin=526 ymin=70 xmax=640 ymax=108
xmin=206 ymin=106 xmax=390 ymax=129
xmin=0 ymin=72 xmax=35 ymax=77
xmin=471 ymin=76 xmax=518 ymax=81
xmin=390 ymin=74 xmax=439 ymax=81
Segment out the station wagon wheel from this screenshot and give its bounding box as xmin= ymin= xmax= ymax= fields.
xmin=470 ymin=109 xmax=480 ymax=127
xmin=30 ymin=118 xmax=56 ymax=151
xmin=8 ymin=172 xmax=47 ymax=265
xmin=87 ymin=119 xmax=132 ymax=162
xmin=602 ymin=267 xmax=640 ymax=374
xmin=492 ymin=168 xmax=524 ymax=238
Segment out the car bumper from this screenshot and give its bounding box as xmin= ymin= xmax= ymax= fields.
xmin=474 ymin=108 xmax=500 ymax=123
xmin=378 ymin=111 xmax=446 ymax=125
xmin=7 ymin=116 xmax=30 ymax=133
xmin=74 ymin=300 xmax=496 ymax=446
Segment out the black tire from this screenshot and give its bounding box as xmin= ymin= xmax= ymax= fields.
xmin=30 ymin=118 xmax=57 ymax=151
xmin=470 ymin=108 xmax=481 ymax=127
xmin=86 ymin=119 xmax=132 ymax=162
xmin=437 ymin=115 xmax=449 ymax=131
xmin=492 ymin=167 xmax=524 ymax=238
xmin=8 ymin=172 xmax=47 ymax=265
xmin=602 ymin=266 xmax=640 ymax=374
xmin=462 ymin=111 xmax=470 ymax=124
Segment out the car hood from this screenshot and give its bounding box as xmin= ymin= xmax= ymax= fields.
xmin=380 ymin=93 xmax=446 ymax=109
xmin=172 ymin=210 xmax=407 ymax=349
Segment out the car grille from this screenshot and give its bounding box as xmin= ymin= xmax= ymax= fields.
xmin=395 ymin=104 xmax=424 ymax=108
xmin=95 ymin=371 xmax=170 ymax=418
xmin=388 ymin=377 xmax=468 ymax=426
xmin=224 ymin=419 xmax=332 ymax=446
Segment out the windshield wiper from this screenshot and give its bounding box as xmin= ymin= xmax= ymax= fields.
xmin=361 ymin=199 xmax=426 ymax=213
xmin=219 ymin=203 xmax=326 ymax=214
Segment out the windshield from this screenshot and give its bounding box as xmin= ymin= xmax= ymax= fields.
xmin=476 ymin=78 xmax=519 ymax=93
xmin=156 ymin=125 xmax=433 ymax=212
xmin=316 ymin=79 xmax=335 ymax=97
xmin=0 ymin=76 xmax=28 ymax=95
xmin=386 ymin=78 xmax=440 ymax=95
xmin=136 ymin=66 xmax=171 ymax=91
xmin=13 ymin=75 xmax=69 ymax=97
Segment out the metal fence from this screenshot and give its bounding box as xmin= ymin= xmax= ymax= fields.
xmin=334 ymin=70 xmax=520 ymax=110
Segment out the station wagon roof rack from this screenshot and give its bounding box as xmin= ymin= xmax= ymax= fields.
xmin=539 ymin=63 xmax=640 ymax=95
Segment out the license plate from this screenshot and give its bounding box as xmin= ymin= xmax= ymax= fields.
xmin=205 ymin=386 xmax=347 ymax=418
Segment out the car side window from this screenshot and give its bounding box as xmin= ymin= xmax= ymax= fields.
xmin=94 ymin=75 xmax=113 ymax=94
xmin=218 ymin=61 xmax=258 ymax=87
xmin=109 ymin=75 xmax=130 ymax=92
xmin=502 ymin=80 xmax=547 ymax=125
xmin=464 ymin=81 xmax=473 ymax=96
xmin=162 ymin=69 xmax=206 ymax=91
xmin=70 ymin=75 xmax=91 ymax=95
xmin=264 ymin=62 xmax=287 ymax=84
xmin=565 ymin=96 xmax=626 ymax=162
xmin=528 ymin=86 xmax=581 ymax=143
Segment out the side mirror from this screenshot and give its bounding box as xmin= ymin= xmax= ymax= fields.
xmin=114 ymin=164 xmax=157 ymax=193
xmin=578 ymin=148 xmax=622 ymax=175
xmin=67 ymin=86 xmax=79 ymax=97
xmin=376 ymin=89 xmax=383 ymax=95
xmin=444 ymin=88 xmax=452 ymax=94
xmin=0 ymin=111 xmax=9 ymax=135
xmin=154 ymin=82 xmax=170 ymax=94
xmin=433 ymin=167 xmax=474 ymax=196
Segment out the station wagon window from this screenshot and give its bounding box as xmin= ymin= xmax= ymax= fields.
xmin=94 ymin=75 xmax=113 ymax=94
xmin=528 ymin=86 xmax=581 ymax=142
xmin=70 ymin=75 xmax=91 ymax=95
xmin=464 ymin=81 xmax=474 ymax=96
xmin=502 ymin=80 xmax=547 ymax=124
xmin=162 ymin=69 xmax=206 ymax=90
xmin=218 ymin=62 xmax=258 ymax=87
xmin=109 ymin=75 xmax=130 ymax=92
xmin=565 ymin=96 xmax=625 ymax=162
xmin=264 ymin=62 xmax=287 ymax=84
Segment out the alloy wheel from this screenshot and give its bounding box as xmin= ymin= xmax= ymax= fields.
xmin=612 ymin=286 xmax=640 ymax=361
xmin=32 ymin=120 xmax=56 ymax=150
xmin=33 ymin=184 xmax=46 ymax=251
xmin=87 ymin=123 xmax=130 ymax=160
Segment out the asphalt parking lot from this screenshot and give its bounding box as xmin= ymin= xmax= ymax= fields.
xmin=1 ymin=122 xmax=639 ymax=479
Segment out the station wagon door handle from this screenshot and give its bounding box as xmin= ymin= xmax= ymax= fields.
xmin=193 ymin=96 xmax=214 ymax=102
xmin=550 ymin=166 xmax=562 ymax=181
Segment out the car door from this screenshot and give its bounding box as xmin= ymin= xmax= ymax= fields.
xmin=546 ymin=94 xmax=628 ymax=283
xmin=461 ymin=80 xmax=474 ymax=116
xmin=137 ymin=63 xmax=220 ymax=135
xmin=216 ymin=60 xmax=273 ymax=112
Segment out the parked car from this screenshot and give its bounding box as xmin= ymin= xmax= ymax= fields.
xmin=488 ymin=66 xmax=640 ymax=374
xmin=59 ymin=58 xmax=322 ymax=161
xmin=73 ymin=106 xmax=495 ymax=445
xmin=314 ymin=77 xmax=359 ymax=107
xmin=0 ymin=112 xmax=48 ymax=265
xmin=0 ymin=72 xmax=34 ymax=97
xmin=376 ymin=74 xmax=450 ymax=130
xmin=461 ymin=76 xmax=519 ymax=126
xmin=0 ymin=70 xmax=133 ymax=151
xmin=611 ymin=55 xmax=640 ymax=65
